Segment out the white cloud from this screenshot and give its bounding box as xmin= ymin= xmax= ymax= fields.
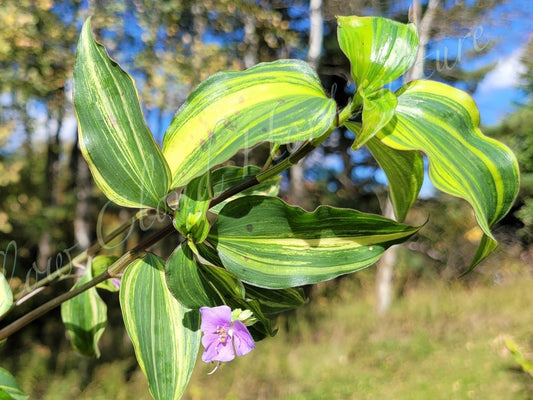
xmin=478 ymin=47 xmax=527 ymax=93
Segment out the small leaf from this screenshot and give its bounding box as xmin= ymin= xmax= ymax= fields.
xmin=120 ymin=254 xmax=200 ymax=400
xmin=0 ymin=273 xmax=13 ymax=317
xmin=378 ymin=80 xmax=519 ymax=269
xmin=0 ymin=367 xmax=28 ymax=400
xmin=61 ymin=264 xmax=107 ymax=357
xmin=353 ymin=88 xmax=397 ymax=148
xmin=74 ymin=19 xmax=171 ymax=209
xmin=208 ymin=196 xmax=419 ymax=289
xmin=337 ymin=15 xmax=418 ymax=93
xmin=166 ymin=243 xmax=245 ymax=309
xmin=162 ymin=59 xmax=336 ymax=188
xmin=173 ymin=174 xmax=211 ymax=243
xmin=346 ymin=121 xmax=424 ymax=222
xmin=91 ymin=255 xmax=120 ymax=292
xmin=244 ymin=285 xmax=306 ymax=314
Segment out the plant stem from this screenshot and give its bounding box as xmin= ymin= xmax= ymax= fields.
xmin=0 ymin=222 xmax=175 ymax=341
xmin=0 ymin=101 xmax=356 ymax=340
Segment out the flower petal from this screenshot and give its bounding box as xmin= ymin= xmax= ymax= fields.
xmin=201 ymin=339 xmax=222 ymax=363
xmin=214 ymin=341 xmax=236 ymax=362
xmin=232 ymin=320 xmax=255 ymax=357
xmin=199 ymin=305 xmax=232 ymax=333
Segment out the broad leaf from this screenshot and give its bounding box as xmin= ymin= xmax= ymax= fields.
xmin=0 ymin=273 xmax=12 ymax=317
xmin=120 ymin=254 xmax=200 ymax=400
xmin=165 ymin=243 xmax=245 ymax=309
xmin=74 ymin=19 xmax=171 ymax=209
xmin=61 ymin=264 xmax=107 ymax=357
xmin=337 ymin=15 xmax=418 ymax=93
xmin=208 ymin=196 xmax=419 ymax=289
xmin=378 ymin=80 xmax=519 ymax=269
xmin=0 ymin=367 xmax=28 ymax=400
xmin=162 ymin=59 xmax=337 ymax=188
xmin=346 ymin=121 xmax=424 ymax=222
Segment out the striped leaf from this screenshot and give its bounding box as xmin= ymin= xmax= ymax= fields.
xmin=120 ymin=254 xmax=200 ymax=400
xmin=243 ymin=285 xmax=306 ymax=315
xmin=165 ymin=243 xmax=245 ymax=309
xmin=0 ymin=272 xmax=12 ymax=318
xmin=208 ymin=196 xmax=419 ymax=289
xmin=173 ymin=174 xmax=211 ymax=243
xmin=61 ymin=263 xmax=107 ymax=358
xmin=346 ymin=121 xmax=424 ymax=222
xmin=354 ymin=88 xmax=397 ymax=148
xmin=337 ymin=16 xmax=418 ymax=93
xmin=378 ymin=80 xmax=519 ymax=269
xmin=162 ymin=60 xmax=337 ymax=188
xmin=74 ymin=19 xmax=171 ymax=209
xmin=0 ymin=367 xmax=28 ymax=400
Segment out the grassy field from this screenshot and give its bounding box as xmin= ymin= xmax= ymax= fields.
xmin=6 ymin=268 xmax=533 ymax=399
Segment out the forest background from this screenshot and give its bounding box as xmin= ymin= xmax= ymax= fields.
xmin=1 ymin=0 xmax=532 ymax=398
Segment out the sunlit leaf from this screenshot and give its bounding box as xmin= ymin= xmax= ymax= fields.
xmin=208 ymin=196 xmax=419 ymax=289
xmin=74 ymin=18 xmax=171 ymax=209
xmin=173 ymin=174 xmax=211 ymax=243
xmin=337 ymin=15 xmax=418 ymax=93
xmin=120 ymin=254 xmax=200 ymax=400
xmin=353 ymin=88 xmax=397 ymax=148
xmin=0 ymin=273 xmax=12 ymax=318
xmin=377 ymin=80 xmax=519 ymax=270
xmin=0 ymin=367 xmax=28 ymax=400
xmin=61 ymin=264 xmax=107 ymax=357
xmin=346 ymin=121 xmax=424 ymax=222
xmin=162 ymin=59 xmax=336 ymax=188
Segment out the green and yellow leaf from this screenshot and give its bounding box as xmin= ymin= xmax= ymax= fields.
xmin=337 ymin=15 xmax=418 ymax=93
xmin=0 ymin=367 xmax=28 ymax=400
xmin=346 ymin=121 xmax=424 ymax=222
xmin=61 ymin=263 xmax=107 ymax=357
xmin=378 ymin=80 xmax=519 ymax=269
xmin=74 ymin=19 xmax=171 ymax=209
xmin=162 ymin=59 xmax=336 ymax=188
xmin=120 ymin=254 xmax=200 ymax=400
xmin=0 ymin=272 xmax=12 ymax=318
xmin=208 ymin=196 xmax=419 ymax=289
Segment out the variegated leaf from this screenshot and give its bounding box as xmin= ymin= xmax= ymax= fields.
xmin=346 ymin=121 xmax=424 ymax=222
xmin=378 ymin=80 xmax=519 ymax=270
xmin=120 ymin=254 xmax=200 ymax=400
xmin=0 ymin=272 xmax=12 ymax=318
xmin=0 ymin=367 xmax=28 ymax=400
xmin=61 ymin=264 xmax=107 ymax=358
xmin=162 ymin=60 xmax=337 ymax=188
xmin=208 ymin=196 xmax=419 ymax=289
xmin=337 ymin=15 xmax=418 ymax=93
xmin=74 ymin=19 xmax=171 ymax=209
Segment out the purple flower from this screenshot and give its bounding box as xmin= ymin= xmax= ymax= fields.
xmin=199 ymin=305 xmax=255 ymax=363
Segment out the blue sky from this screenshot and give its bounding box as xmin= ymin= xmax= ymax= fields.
xmin=467 ymin=0 xmax=532 ymax=125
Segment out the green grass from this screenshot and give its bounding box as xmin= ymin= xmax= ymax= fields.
xmin=6 ymin=271 xmax=533 ymax=399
